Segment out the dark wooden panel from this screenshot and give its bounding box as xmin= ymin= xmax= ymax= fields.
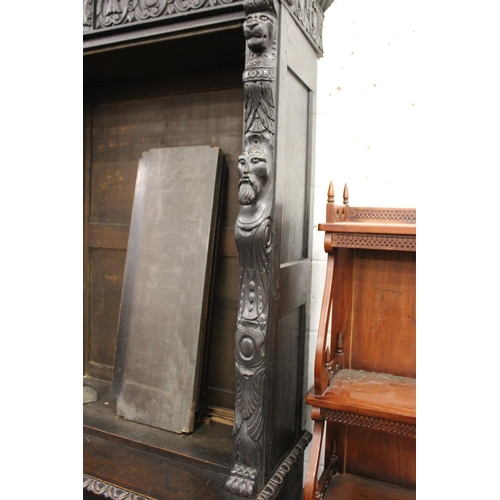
xmin=344 ymin=427 xmax=416 ymax=489
xmin=84 ymin=80 xmax=244 ymax=387
xmin=88 ymin=248 xmax=126 ymax=379
xmin=277 ymin=260 xmax=312 ymax=318
xmin=350 ymin=250 xmax=416 ymax=378
xmin=84 ymin=377 xmax=233 ymax=472
xmin=90 ymin=87 xmax=243 ymax=228
xmin=277 ymin=70 xmax=310 ymax=264
xmin=267 ymin=306 xmax=304 ymax=471
xmin=203 ymin=256 xmax=238 ymax=409
xmin=84 ymin=434 xmax=238 ymax=500
xmin=84 ymin=27 xmax=245 ymax=87
xmin=88 ymin=223 xmax=129 ymax=250
xmin=112 ymin=146 xmax=223 ymax=434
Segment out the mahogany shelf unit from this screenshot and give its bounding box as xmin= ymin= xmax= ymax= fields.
xmin=303 ymin=182 xmax=416 ymax=500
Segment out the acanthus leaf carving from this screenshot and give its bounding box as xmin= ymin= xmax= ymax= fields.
xmin=85 ymin=0 xmax=242 ymax=31
xmin=83 ymin=0 xmax=93 ymax=27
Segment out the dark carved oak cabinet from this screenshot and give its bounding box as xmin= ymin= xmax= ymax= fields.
xmin=83 ymin=0 xmax=333 ymax=499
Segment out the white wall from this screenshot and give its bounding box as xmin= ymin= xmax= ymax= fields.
xmin=304 ymin=0 xmax=420 ymax=475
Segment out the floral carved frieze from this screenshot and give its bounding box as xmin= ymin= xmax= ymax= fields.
xmin=83 ymin=0 xmax=243 ymax=31
xmin=283 ymin=0 xmax=324 ymax=52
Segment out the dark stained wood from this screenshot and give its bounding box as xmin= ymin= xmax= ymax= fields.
xmin=84 ymin=79 xmax=244 ymax=404
xmin=203 ymin=256 xmax=238 ymax=409
xmin=84 ymin=433 xmax=238 ymax=500
xmin=84 ymin=100 xmax=92 ymax=375
xmin=88 ymin=248 xmax=126 ymax=380
xmin=267 ymin=307 xmax=305 ymax=467
xmin=278 ymin=260 xmax=312 ymax=318
xmin=84 ymin=25 xmax=245 ymax=84
xmin=84 ymin=377 xmax=233 ymax=472
xmin=112 ymin=146 xmax=223 ymax=434
xmin=88 ymin=223 xmax=129 ymax=250
xmin=304 ymin=184 xmax=416 ymax=500
xmin=277 ymin=69 xmax=310 ymax=264
xmin=324 ymin=474 xmax=416 ymax=500
xmin=84 ymin=4 xmax=326 ymax=496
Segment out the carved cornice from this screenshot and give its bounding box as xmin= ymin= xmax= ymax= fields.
xmin=83 ymin=0 xmax=243 ymax=32
xmin=83 ymin=0 xmax=329 ymax=56
xmin=331 ymin=233 xmax=416 ymax=252
xmin=256 ymin=431 xmax=312 ymax=500
xmin=83 ymin=476 xmax=151 ymax=499
xmin=282 ymin=0 xmax=325 ymax=53
xmin=319 ymin=409 xmax=416 ymax=438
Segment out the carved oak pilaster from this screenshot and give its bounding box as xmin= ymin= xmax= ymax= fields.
xmin=225 ymin=0 xmax=278 ymax=496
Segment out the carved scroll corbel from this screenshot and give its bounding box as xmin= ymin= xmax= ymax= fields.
xmin=225 ymin=0 xmax=279 ymax=496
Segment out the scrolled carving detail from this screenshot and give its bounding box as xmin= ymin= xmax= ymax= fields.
xmin=83 ymin=0 xmax=93 ymax=27
xmin=283 ymin=0 xmax=325 ymax=52
xmin=87 ymin=0 xmax=241 ymax=30
xmin=134 ymin=0 xmax=168 ymax=19
xmin=83 ymin=476 xmax=150 ymax=499
xmin=95 ymin=0 xmax=135 ymax=28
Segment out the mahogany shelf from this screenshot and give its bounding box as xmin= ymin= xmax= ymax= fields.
xmin=323 ymin=474 xmax=416 ymax=500
xmin=306 ymin=369 xmax=416 ymax=427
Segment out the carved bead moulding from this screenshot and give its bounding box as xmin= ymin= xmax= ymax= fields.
xmin=255 ymin=431 xmax=312 ymax=500
xmin=83 ymin=0 xmax=244 ymax=32
xmin=83 ymin=476 xmax=151 ymax=500
xmin=318 ymin=409 xmax=416 ymax=438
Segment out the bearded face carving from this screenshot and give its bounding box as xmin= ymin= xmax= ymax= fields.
xmin=237 ymin=148 xmax=270 ymax=206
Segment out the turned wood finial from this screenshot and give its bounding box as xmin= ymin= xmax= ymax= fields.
xmin=327 ymin=181 xmax=334 ymax=203
xmin=336 ymin=332 xmax=344 ymax=356
xmin=343 ymin=183 xmax=349 ymax=205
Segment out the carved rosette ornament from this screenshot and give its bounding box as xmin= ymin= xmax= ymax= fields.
xmin=225 ymin=0 xmax=278 ymax=496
